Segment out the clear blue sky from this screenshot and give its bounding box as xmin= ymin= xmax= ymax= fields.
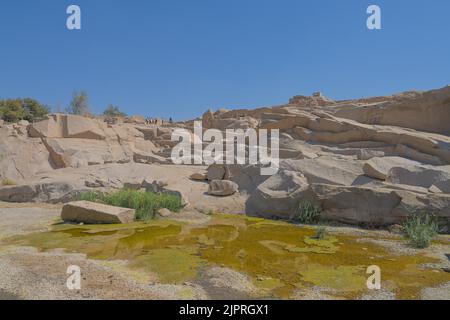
xmin=0 ymin=0 xmax=449 ymax=120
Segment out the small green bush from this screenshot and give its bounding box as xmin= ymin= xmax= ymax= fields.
xmin=79 ymin=189 xmax=183 ymax=221
xmin=294 ymin=200 xmax=321 ymax=224
xmin=0 ymin=98 xmax=49 ymax=123
xmin=313 ymin=226 xmax=328 ymax=240
xmin=403 ymin=214 xmax=439 ymax=249
xmin=2 ymin=178 xmax=17 ymax=186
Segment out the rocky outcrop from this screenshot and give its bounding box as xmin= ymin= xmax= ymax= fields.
xmin=387 ymin=165 xmax=450 ymax=189
xmin=332 ymin=86 xmax=450 ymax=135
xmin=202 ymin=109 xmax=259 ymax=130
xmin=61 ymin=201 xmax=135 ymax=224
xmin=261 ymin=112 xmax=450 ymax=165
xmin=363 ymin=157 xmax=420 ymax=180
xmin=246 ymin=171 xmax=311 ymax=220
xmin=280 ymin=157 xmax=364 ymax=186
xmin=0 ymin=180 xmax=77 ymax=203
xmin=311 ymin=184 xmax=402 ymax=225
xmin=28 ymin=114 xmax=105 ymax=139
xmin=312 ymin=184 xmax=450 ymax=226
xmin=1 ymin=86 xmax=450 ymax=228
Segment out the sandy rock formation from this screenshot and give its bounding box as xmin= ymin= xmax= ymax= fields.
xmin=332 ymin=86 xmax=450 ymax=135
xmin=363 ymin=157 xmax=421 ymax=180
xmin=245 ymin=170 xmax=311 ymax=220
xmin=1 ymin=86 xmax=450 ymax=227
xmin=387 ymin=165 xmax=450 ymax=189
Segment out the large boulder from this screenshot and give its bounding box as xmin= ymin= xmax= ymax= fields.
xmin=29 ymin=114 xmax=105 ymax=140
xmin=207 ymin=164 xmax=226 ymax=181
xmin=246 ymin=170 xmax=312 ymax=219
xmin=280 ymin=157 xmax=364 ymax=186
xmin=0 ymin=181 xmax=76 ymax=203
xmin=430 ymin=180 xmax=450 ymax=194
xmin=223 ymin=164 xmax=270 ymax=193
xmin=61 ymin=201 xmax=135 ymax=224
xmin=363 ymin=157 xmax=421 ymax=180
xmin=312 ymin=184 xmax=402 ymax=225
xmin=0 ymin=133 xmax=53 ymax=182
xmin=391 ymin=190 xmax=450 ymax=223
xmin=312 ymin=184 xmax=450 ymax=226
xmin=208 ymin=180 xmax=239 ymax=196
xmin=43 ymin=138 xmax=132 ymax=168
xmin=65 ymin=115 xmax=105 ymax=140
xmin=387 ymin=165 xmax=450 ymax=189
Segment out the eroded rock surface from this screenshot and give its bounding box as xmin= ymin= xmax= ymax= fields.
xmin=1 ymin=86 xmax=450 ymax=226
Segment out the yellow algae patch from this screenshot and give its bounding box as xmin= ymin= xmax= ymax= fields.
xmin=112 ymin=224 xmax=183 ymax=260
xmin=253 ymin=276 xmax=284 ymax=291
xmin=260 ymin=239 xmax=337 ymax=255
xmin=298 ymin=264 xmax=367 ymax=292
xmin=130 ymin=248 xmax=205 ymax=284
xmin=98 ymin=260 xmax=157 ymax=285
xmin=3 ymin=214 xmax=450 ymax=300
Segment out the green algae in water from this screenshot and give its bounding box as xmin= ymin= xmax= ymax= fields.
xmin=4 ymin=215 xmax=450 ymax=299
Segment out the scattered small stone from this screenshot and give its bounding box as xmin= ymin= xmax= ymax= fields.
xmin=157 ymin=208 xmax=173 ymax=218
xmin=208 ymin=180 xmax=238 ymax=196
xmin=388 ymin=224 xmax=405 ymax=235
xmin=207 ymin=164 xmax=225 ymax=181
xmin=190 ymin=173 xmax=207 ymax=181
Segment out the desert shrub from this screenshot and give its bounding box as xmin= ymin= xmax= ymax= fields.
xmin=1 ymin=178 xmax=17 ymax=186
xmin=103 ymin=105 xmax=127 ymax=117
xmin=313 ymin=226 xmax=328 ymax=240
xmin=66 ymin=91 xmax=91 ymax=115
xmin=403 ymin=214 xmax=439 ymax=249
xmin=0 ymin=98 xmax=49 ymax=123
xmin=294 ymin=200 xmax=321 ymax=224
xmin=79 ymin=189 xmax=183 ymax=221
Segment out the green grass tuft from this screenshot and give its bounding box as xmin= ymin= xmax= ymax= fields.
xmin=403 ymin=214 xmax=439 ymax=249
xmin=78 ymin=190 xmax=101 ymax=202
xmin=313 ymin=226 xmax=328 ymax=240
xmin=294 ymin=200 xmax=321 ymax=224
xmin=79 ymin=189 xmax=184 ymax=221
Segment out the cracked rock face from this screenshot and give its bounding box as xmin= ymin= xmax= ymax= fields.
xmin=1 ymin=86 xmax=450 ymax=226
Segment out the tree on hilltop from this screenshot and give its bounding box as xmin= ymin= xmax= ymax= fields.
xmin=0 ymin=98 xmax=49 ymax=123
xmin=67 ymin=91 xmax=91 ymax=115
xmin=103 ymin=105 xmax=127 ymax=117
